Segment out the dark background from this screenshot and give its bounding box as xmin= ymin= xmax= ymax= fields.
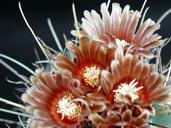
xmin=0 ymin=0 xmax=171 ymax=127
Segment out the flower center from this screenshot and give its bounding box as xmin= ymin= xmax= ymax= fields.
xmin=56 ymin=92 xmax=82 ymax=120
xmin=113 ymin=79 xmax=143 ymax=102
xmin=115 ymin=38 xmax=129 ymax=48
xmin=108 ymin=38 xmax=129 ymax=48
xmin=83 ymin=66 xmax=101 ymax=88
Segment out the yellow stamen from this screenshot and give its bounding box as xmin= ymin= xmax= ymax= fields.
xmin=113 ymin=79 xmax=143 ymax=102
xmin=83 ymin=66 xmax=100 ymax=88
xmin=56 ymin=93 xmax=82 ymax=120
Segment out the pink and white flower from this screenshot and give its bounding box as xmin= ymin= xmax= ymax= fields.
xmin=74 ymin=2 xmax=162 ymax=55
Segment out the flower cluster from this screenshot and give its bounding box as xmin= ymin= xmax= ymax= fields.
xmin=0 ymin=1 xmax=171 ymax=128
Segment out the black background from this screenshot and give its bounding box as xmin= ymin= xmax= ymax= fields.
xmin=0 ymin=0 xmax=171 ymax=127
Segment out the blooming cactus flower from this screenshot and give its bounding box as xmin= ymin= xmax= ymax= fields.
xmin=21 ymin=69 xmax=88 ymax=128
xmin=73 ymin=2 xmax=161 ymax=55
xmin=56 ymin=37 xmax=114 ymax=90
xmin=101 ymin=48 xmax=171 ymax=105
